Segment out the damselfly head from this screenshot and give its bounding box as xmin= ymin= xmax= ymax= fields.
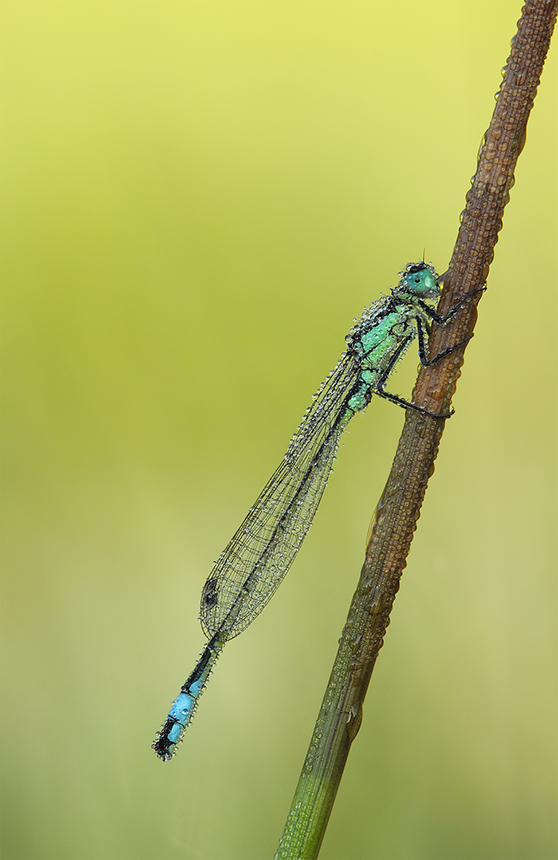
xmin=395 ymin=261 xmax=440 ymax=301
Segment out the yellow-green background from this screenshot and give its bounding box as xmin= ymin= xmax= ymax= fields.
xmin=1 ymin=2 xmax=556 ymax=859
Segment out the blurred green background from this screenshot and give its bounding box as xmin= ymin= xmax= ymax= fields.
xmin=1 ymin=2 xmax=556 ymax=859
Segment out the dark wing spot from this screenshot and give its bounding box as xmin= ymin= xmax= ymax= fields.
xmin=202 ymin=578 xmax=219 ymax=608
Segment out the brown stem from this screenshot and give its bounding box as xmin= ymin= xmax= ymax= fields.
xmin=275 ymin=2 xmax=557 ymax=858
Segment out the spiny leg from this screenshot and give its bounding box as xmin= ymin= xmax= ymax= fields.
xmin=413 ymin=283 xmax=485 ymax=370
xmin=416 ymin=318 xmax=473 ymax=367
xmin=373 ymin=334 xmax=452 ymax=419
xmin=375 ymin=302 xmax=476 ymax=419
xmin=419 ymin=285 xmax=486 ymax=326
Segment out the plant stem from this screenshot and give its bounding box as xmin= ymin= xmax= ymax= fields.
xmin=275 ymin=2 xmax=557 ymax=858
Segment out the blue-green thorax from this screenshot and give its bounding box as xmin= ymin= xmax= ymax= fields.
xmin=343 ymin=262 xmax=440 ymax=417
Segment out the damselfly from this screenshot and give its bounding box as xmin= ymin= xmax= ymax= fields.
xmin=153 ymin=261 xmax=475 ymax=760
